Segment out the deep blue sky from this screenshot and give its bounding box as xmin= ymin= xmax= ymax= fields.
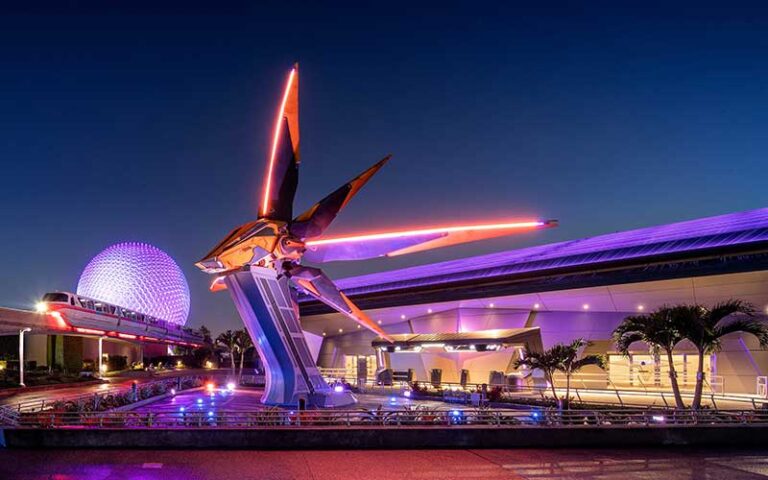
xmin=1 ymin=2 xmax=766 ymax=332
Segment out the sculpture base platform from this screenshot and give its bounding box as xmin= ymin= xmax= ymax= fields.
xmin=309 ymin=391 xmax=357 ymax=408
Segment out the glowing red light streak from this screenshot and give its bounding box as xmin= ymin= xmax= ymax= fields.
xmin=75 ymin=327 xmax=106 ymax=335
xmin=261 ymin=67 xmax=297 ymax=217
xmin=48 ymin=311 xmax=68 ymax=328
xmin=118 ymin=333 xmax=137 ymax=340
xmin=306 ymin=221 xmax=546 ymax=246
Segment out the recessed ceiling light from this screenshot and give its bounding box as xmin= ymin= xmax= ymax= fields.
xmin=637 ymin=305 xmax=645 ymax=311
xmin=377 ymin=320 xmax=382 ymax=325
xmin=322 ymin=332 xmax=326 ymax=336
xmin=357 ymin=324 xmax=361 ymax=329
xmin=489 ymin=303 xmax=495 ymax=308
xmin=533 ymin=303 xmax=540 ymax=309
xmin=338 ymin=328 xmax=343 ymax=333
xmin=400 ymin=314 xmax=406 ymax=320
xmin=582 ymin=304 xmax=590 ymax=310
xmin=427 ymin=308 xmax=433 ymax=314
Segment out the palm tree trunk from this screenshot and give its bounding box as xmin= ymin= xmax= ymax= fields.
xmin=546 ymin=371 xmax=560 ymax=409
xmin=692 ymin=348 xmax=706 ymax=410
xmin=238 ymin=349 xmax=245 ymax=384
xmin=565 ymin=369 xmax=571 ymax=410
xmin=665 ymin=348 xmax=685 ymax=409
xmin=229 ymin=348 xmax=236 ymax=378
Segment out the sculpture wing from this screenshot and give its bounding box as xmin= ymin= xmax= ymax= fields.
xmin=303 ymin=220 xmax=557 ymax=263
xmin=290 ymin=156 xmax=390 ymax=240
xmin=288 ymin=265 xmax=393 ymax=341
xmin=260 ymin=65 xmax=300 ymax=221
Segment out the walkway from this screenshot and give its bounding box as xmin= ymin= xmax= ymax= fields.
xmin=2 ymin=448 xmax=768 ymax=479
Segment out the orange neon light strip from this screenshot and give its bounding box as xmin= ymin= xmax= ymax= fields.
xmin=261 ymin=67 xmax=297 ymax=217
xmin=306 ymin=221 xmax=547 ymax=246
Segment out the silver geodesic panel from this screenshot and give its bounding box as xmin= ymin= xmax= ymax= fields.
xmin=77 ymin=242 xmax=190 ymax=325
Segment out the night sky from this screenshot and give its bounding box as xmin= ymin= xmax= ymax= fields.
xmin=1 ymin=2 xmax=766 ymax=332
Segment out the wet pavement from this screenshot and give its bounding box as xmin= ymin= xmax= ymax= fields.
xmin=2 ymin=448 xmax=768 ymax=479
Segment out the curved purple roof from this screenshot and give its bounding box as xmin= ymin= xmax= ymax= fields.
xmin=328 ymin=208 xmax=768 ymax=297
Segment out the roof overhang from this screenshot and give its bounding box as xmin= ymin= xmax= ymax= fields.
xmin=372 ymin=327 xmax=542 ymax=352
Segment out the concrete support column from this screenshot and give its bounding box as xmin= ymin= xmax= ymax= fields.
xmin=18 ymin=328 xmax=31 ymax=387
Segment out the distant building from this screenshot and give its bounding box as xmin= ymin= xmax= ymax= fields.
xmin=300 ymin=208 xmax=768 ymax=396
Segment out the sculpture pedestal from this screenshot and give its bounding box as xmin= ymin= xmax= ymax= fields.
xmin=225 ymin=267 xmax=356 ymax=407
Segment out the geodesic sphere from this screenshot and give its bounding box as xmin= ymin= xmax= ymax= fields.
xmin=77 ymin=242 xmax=190 ymax=325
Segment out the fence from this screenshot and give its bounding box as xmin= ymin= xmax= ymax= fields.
xmin=351 ymin=378 xmax=765 ymax=409
xmin=4 ymin=407 xmax=768 ymax=430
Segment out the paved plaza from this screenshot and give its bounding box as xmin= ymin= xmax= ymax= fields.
xmin=3 ymin=448 xmax=768 ymax=479
xmin=130 ymin=386 xmax=476 ymax=415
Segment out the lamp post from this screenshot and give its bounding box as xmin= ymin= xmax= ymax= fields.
xmin=98 ymin=336 xmax=104 ymax=378
xmin=19 ymin=327 xmax=31 ymax=387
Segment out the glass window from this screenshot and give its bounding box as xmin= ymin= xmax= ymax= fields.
xmin=42 ymin=293 xmax=70 ymax=303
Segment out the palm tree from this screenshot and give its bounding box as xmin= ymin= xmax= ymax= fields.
xmin=234 ymin=329 xmax=254 ymax=383
xmin=555 ymin=338 xmax=604 ymax=409
xmin=671 ymin=300 xmax=767 ymax=409
xmin=215 ymin=330 xmax=239 ymax=377
xmin=613 ymin=308 xmax=686 ymax=409
xmin=199 ymin=325 xmax=213 ymax=346
xmin=514 ymin=347 xmax=564 ymax=407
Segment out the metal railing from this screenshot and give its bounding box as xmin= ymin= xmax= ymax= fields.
xmin=352 ymin=379 xmax=766 ymax=409
xmin=5 ymin=407 xmax=768 ymax=430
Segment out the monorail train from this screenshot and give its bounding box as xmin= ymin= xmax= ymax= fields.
xmin=36 ymin=291 xmax=203 ymax=347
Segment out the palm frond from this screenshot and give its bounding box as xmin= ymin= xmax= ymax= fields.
xmin=570 ymin=354 xmax=605 ymax=372
xmin=714 ymin=317 xmax=768 ymax=350
xmin=708 ymin=299 xmax=755 ymax=327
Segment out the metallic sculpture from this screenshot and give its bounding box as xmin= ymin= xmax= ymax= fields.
xmin=196 ymin=64 xmax=556 ymax=406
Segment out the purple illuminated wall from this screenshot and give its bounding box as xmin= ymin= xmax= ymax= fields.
xmin=77 ymin=242 xmax=191 ymax=325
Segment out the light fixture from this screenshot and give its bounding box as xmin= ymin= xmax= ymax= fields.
xmin=427 ymin=308 xmax=433 ymax=314
xmin=582 ymin=304 xmax=590 ymax=310
xmin=357 ymin=324 xmax=361 ymax=329
xmin=533 ymin=303 xmax=540 ymax=310
xmin=35 ymin=302 xmax=47 ymax=313
xmin=377 ymin=320 xmax=382 ymax=325
xmin=637 ymin=305 xmax=645 ymax=311
xmin=400 ymin=314 xmax=406 ymax=320
xmin=338 ymin=328 xmax=343 ymax=333
xmin=489 ymin=303 xmax=495 ymax=308
xmin=322 ymin=332 xmax=326 ymax=336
